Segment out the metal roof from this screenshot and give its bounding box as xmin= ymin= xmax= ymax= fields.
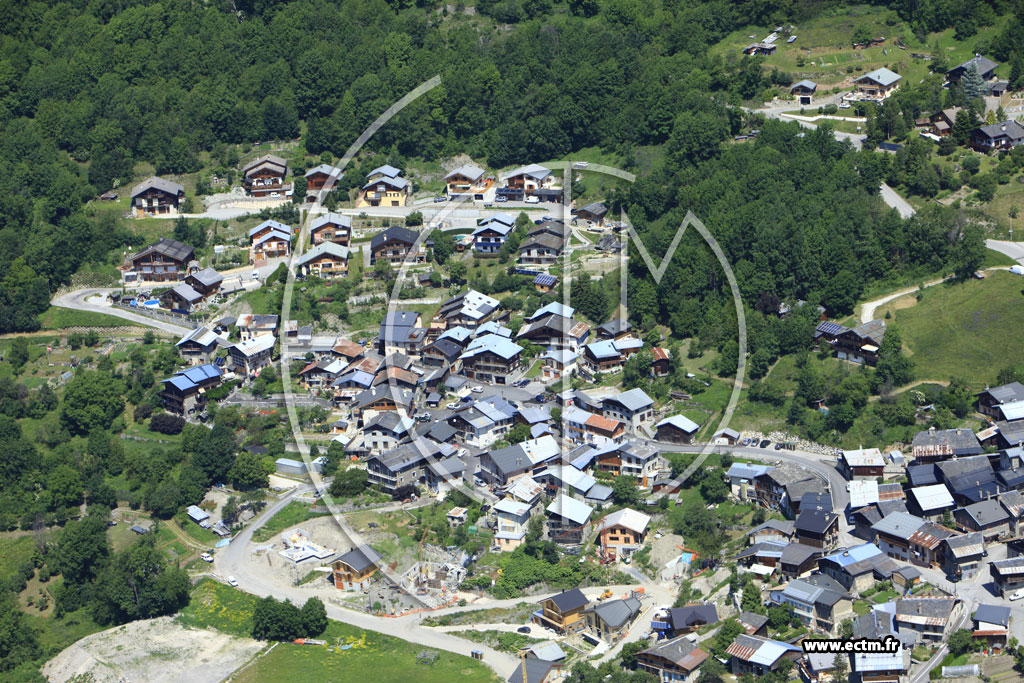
xmin=856 ymin=67 xmax=901 ymax=86
xmin=297 ymin=241 xmax=350 ymax=266
xmin=656 ymin=414 xmax=700 ymax=433
xmin=909 ymin=484 xmax=954 ymax=511
xmin=605 ymin=387 xmax=654 ymax=412
xmin=849 ymin=480 xmax=880 ymax=508
xmin=598 ymin=508 xmax=651 ymax=535
xmin=131 ymin=176 xmax=184 ymax=198
xmin=872 ymin=511 xmax=926 ymax=541
xmin=546 ymin=494 xmax=593 ymax=525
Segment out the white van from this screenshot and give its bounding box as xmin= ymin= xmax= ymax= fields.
xmin=525 ymin=195 xmax=540 ymax=204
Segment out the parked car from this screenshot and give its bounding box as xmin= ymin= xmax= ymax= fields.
xmin=759 ymin=439 xmax=771 ymax=448
xmin=838 ymin=101 xmax=851 ymax=109
xmin=1011 ymin=589 xmax=1024 ymax=601
xmin=517 ymin=626 xmax=531 ymax=634
xmin=573 ymin=161 xmax=589 ymax=168
xmin=484 ymin=202 xmax=493 ymax=207
xmin=200 ymin=552 xmax=213 ymax=563
xmin=227 ymin=576 xmax=239 ymax=587
xmin=434 ymin=196 xmax=447 ymax=203
xmin=525 ymin=195 xmax=540 ymax=204
xmin=495 ymin=196 xmax=507 ymax=203
xmin=252 ymin=271 xmax=260 ymax=280
xmin=471 ymin=386 xmax=484 ymax=394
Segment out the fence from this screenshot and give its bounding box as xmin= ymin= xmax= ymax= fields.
xmin=113 ymin=302 xmax=199 ymax=329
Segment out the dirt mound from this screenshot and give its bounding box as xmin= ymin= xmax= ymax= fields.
xmin=42 ymin=616 xmax=263 ymax=683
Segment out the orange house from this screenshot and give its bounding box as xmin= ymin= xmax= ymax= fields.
xmin=533 ymin=588 xmax=589 ymax=635
xmin=597 ymin=508 xmax=651 ymax=560
xmin=332 ymin=545 xmax=381 ymax=590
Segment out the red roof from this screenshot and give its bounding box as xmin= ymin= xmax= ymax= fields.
xmin=652 ymin=347 xmax=670 ymax=361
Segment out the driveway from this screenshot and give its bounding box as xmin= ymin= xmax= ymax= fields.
xmin=986 ymin=239 xmax=1024 ymax=264
xmin=51 ymin=288 xmax=192 ymax=336
xmin=879 ymin=183 xmax=916 ymax=218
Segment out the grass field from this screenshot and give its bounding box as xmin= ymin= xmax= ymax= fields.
xmin=180 ymin=580 xmax=498 ymax=683
xmin=252 ymin=500 xmax=330 ymax=543
xmin=36 ymin=306 xmax=133 ymax=330
xmin=881 ymin=270 xmax=1024 ymax=385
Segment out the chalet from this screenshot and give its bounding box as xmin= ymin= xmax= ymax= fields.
xmin=480 ymin=434 xmax=559 ymax=484
xmin=795 ymin=509 xmax=840 ymax=549
xmin=352 ymin=385 xmax=415 ymax=424
xmin=297 ymin=242 xmax=350 ymax=280
xmin=159 ymin=363 xmax=222 ymax=416
xmin=942 ymin=531 xmax=985 ymax=581
xmin=517 ymin=308 xmax=590 ymax=352
xmin=459 ymin=334 xmax=523 ymax=384
xmin=892 ymin=597 xmax=962 ymax=643
xmin=365 ymin=443 xmax=433 ymax=493
xmin=361 ymin=412 xmax=415 ymax=454
xmin=596 ymin=318 xmax=633 ymax=340
xmin=249 ymin=220 xmax=291 ymax=260
xmin=818 ymin=543 xmax=898 ymax=594
xmin=130 ymin=177 xmax=185 ymax=217
xmin=601 ymin=388 xmax=654 ymax=432
xmin=655 ymin=415 xmax=700 ymax=445
xmin=541 ymin=349 xmax=578 ymax=381
xmin=228 ymin=335 xmax=275 ymax=376
xmin=435 ymin=290 xmax=500 ymax=330
xmin=954 ymin=499 xmax=1011 ymax=541
xmin=309 ymin=213 xmax=352 ymax=246
xmin=370 ymin=226 xmax=422 ymax=266
xmin=972 ymin=604 xmax=1011 ymax=650
xmin=494 ymin=498 xmax=533 ymax=552
xmin=851 ymin=650 xmax=912 ymax=683
xmin=185 ymin=267 xmax=223 ymax=297
xmin=1001 ymin=490 xmax=1024 ymax=534
xmin=651 ymin=346 xmax=671 ymax=377
xmin=853 ymin=68 xmax=901 ymax=101
xmin=840 ymin=448 xmax=885 ymax=479
xmin=563 ymin=406 xmax=625 ymax=447
xmin=125 ymin=238 xmax=195 ymax=283
xmin=791 ymin=79 xmax=817 ymax=105
xmin=728 ymin=463 xmax=773 ymax=501
xmin=769 ymin=574 xmax=852 ymax=635
xmin=546 ymin=494 xmax=593 ymax=544
xmin=532 ymin=588 xmax=588 ymax=635
xmin=583 ymin=594 xmax=642 ymax=642
xmin=357 ymin=165 xmax=410 ymax=207
xmin=977 ymin=382 xmax=1024 ymax=418
xmin=175 ymin=326 xmax=223 ymax=364
xmin=715 ymin=428 xmax=740 ymax=445
xmin=421 ymin=337 xmax=464 ymax=368
xmin=237 ymin=313 xmax=279 ymax=341
xmin=970 ymin=120 xmax=1024 ymax=153
xmin=378 ymin=310 xmax=424 ymax=356
xmin=594 ymin=441 xmax=663 ymax=488
xmin=448 ymin=396 xmax=517 ymax=449
xmin=498 ymin=163 xmax=560 ymax=202
xmin=637 ymin=636 xmax=709 ymax=683
xmin=473 ymin=214 xmax=515 ymax=254
xmin=444 ymin=164 xmax=488 ymax=198
xmin=572 ymin=201 xmax=608 ymax=226
xmin=426 ymin=456 xmax=469 ymax=496
xmin=160 ymin=283 xmax=204 ymax=312
xmin=930 ymin=108 xmax=960 ymax=137
xmin=726 ymin=635 xmax=801 ymax=676
xmin=596 ymin=508 xmax=650 ymax=561
xmin=747 ymin=519 xmax=796 ymax=546
xmin=911 ymin=427 xmax=983 ymax=462
xmin=332 ymin=545 xmax=381 ymax=590
xmin=304 ymin=163 xmax=342 ymax=192
xmin=650 ymin=604 xmax=719 ymax=640
xmin=947 ymin=55 xmax=998 ymax=83
xmin=994 ymin=420 xmax=1024 ymax=450
xmin=297 ymin=357 xmax=345 ymax=389
xmin=507 ymin=658 xmax=560 ymax=683
xmin=991 ymin=556 xmax=1024 ymax=597
xmin=580 ymin=344 xmax=627 ymax=377
xmin=871 ymin=511 xmax=951 ymax=567
xmin=755 ymin=463 xmax=819 ymax=513
xmin=518 ymin=233 xmax=563 ymax=265
xmin=834 ymin=319 xmax=885 ymax=365
xmin=241 ymin=154 xmax=288 ymax=197
xmin=906 ymin=484 xmax=956 ymax=521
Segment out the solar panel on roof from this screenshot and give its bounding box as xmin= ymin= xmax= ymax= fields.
xmin=534 ymin=274 xmax=558 ymax=286
xmin=817 ymin=321 xmax=845 ymax=336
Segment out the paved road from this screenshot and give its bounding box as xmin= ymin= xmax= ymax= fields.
xmin=51 ymin=288 xmax=193 ymax=335
xmin=879 ymin=183 xmax=916 ymax=219
xmin=858 ymin=266 xmax=1013 ymax=323
xmin=214 ymin=487 xmax=519 ymax=678
xmin=987 ymin=239 xmax=1024 ymax=264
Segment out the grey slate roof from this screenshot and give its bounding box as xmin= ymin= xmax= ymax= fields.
xmin=669 ymin=604 xmax=718 ymax=630
xmin=914 ymin=428 xmax=983 ymax=456
xmin=973 ymin=604 xmax=1011 ymax=627
xmin=131 ymin=176 xmax=184 ymax=198
xmin=336 ymin=544 xmax=381 ymax=573
xmin=189 ymin=267 xmax=223 ymax=288
xmin=590 ymin=596 xmax=642 ymax=628
xmin=547 ymin=588 xmax=588 ymax=612
xmin=371 ymin=226 xmax=419 ymax=251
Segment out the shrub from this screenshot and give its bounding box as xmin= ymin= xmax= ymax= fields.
xmin=149 ymin=413 xmax=185 ymax=435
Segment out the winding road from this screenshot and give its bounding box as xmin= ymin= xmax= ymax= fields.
xmin=50 ymin=288 xmax=193 ymax=335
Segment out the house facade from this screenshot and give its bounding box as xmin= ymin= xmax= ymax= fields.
xmin=124 ymin=238 xmax=195 ymax=283
xmin=130 ymin=177 xmax=185 ymax=217
xmin=242 ymin=154 xmax=288 ymax=197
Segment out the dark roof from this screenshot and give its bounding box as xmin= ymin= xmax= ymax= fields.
xmin=669 ymin=604 xmax=719 ymax=630
xmin=914 ymin=428 xmax=983 ymax=456
xmin=974 ymin=119 xmax=1024 ymax=141
xmin=598 ymin=319 xmax=632 ymax=336
xmin=131 ymin=176 xmax=184 ymax=198
xmin=507 ymin=658 xmax=555 ymax=683
xmin=781 ymin=543 xmax=822 ymax=566
xmin=371 ymin=226 xmax=419 ymax=251
xmin=336 ymin=544 xmax=381 ymax=573
xmin=132 ymin=237 xmax=194 ymax=263
xmin=973 ymin=604 xmax=1011 ymax=628
xmin=739 ymin=611 xmax=769 ymax=633
xmin=800 ymin=491 xmax=834 ymax=512
xmin=590 ymin=596 xmax=642 ymax=628
xmin=546 ymin=588 xmax=588 ymax=613
xmin=188 ymin=267 xmax=223 ymax=288
xmin=907 ymin=464 xmax=940 ymax=487
xmin=949 ymin=55 xmax=999 ymax=76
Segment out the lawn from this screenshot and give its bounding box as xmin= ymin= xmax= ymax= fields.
xmin=252 ymin=500 xmax=330 ymax=543
xmin=181 ymin=580 xmax=498 ymax=683
xmin=883 ymin=271 xmax=1024 ymax=385
xmin=449 ymin=629 xmax=542 ymax=654
xmin=36 ymin=306 xmax=133 ymax=330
